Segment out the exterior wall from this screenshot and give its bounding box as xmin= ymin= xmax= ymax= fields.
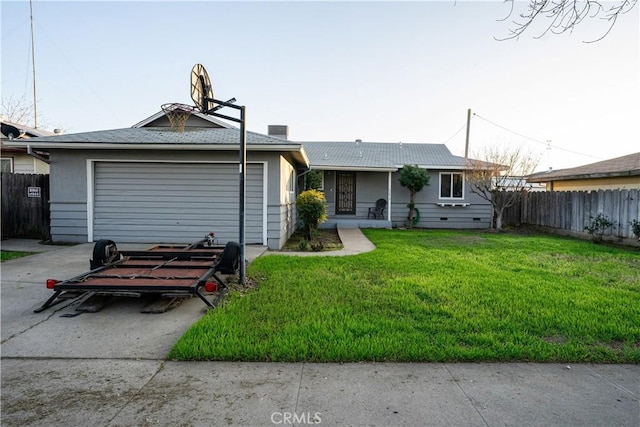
xmin=266 ymin=155 xmax=296 ymax=249
xmin=2 ymin=152 xmax=49 ymax=174
xmin=546 ymin=176 xmax=640 ymax=191
xmin=323 ymin=170 xmax=389 ymax=219
xmin=49 ymin=149 xmax=288 ymax=248
xmin=319 ymin=168 xmax=491 ymax=229
xmin=390 ymin=169 xmax=492 ymax=229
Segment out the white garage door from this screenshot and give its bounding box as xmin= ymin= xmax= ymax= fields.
xmin=93 ymin=162 xmax=264 ymax=244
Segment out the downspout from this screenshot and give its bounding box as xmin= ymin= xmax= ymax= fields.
xmin=27 ymin=145 xmax=50 ymax=164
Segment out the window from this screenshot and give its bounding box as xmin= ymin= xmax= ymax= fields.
xmin=1 ymin=158 xmax=13 ymax=173
xmin=440 ymin=172 xmax=464 ymax=199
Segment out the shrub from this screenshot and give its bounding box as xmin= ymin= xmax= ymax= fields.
xmin=297 ymin=189 xmax=327 ymax=240
xmin=630 ymin=219 xmax=640 ymax=241
xmin=584 ymin=213 xmax=617 ymax=243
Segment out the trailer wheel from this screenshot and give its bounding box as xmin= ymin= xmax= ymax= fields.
xmin=90 ymin=239 xmax=120 ymax=270
xmin=216 ymin=241 xmax=239 ymax=274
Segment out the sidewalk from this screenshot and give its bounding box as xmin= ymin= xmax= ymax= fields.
xmin=1 ymin=234 xmax=638 ymax=426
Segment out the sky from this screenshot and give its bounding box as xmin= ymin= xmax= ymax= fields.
xmin=2 ymin=0 xmax=638 ymax=171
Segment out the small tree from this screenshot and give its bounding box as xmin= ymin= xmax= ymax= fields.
xmin=466 ymin=145 xmax=540 ymax=230
xmin=296 ymin=189 xmax=327 ymax=240
xmin=399 ymin=165 xmax=430 ymax=229
xmin=304 ymin=170 xmax=323 ymax=191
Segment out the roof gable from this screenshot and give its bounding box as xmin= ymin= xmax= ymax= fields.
xmin=132 ymin=110 xmax=232 ymax=129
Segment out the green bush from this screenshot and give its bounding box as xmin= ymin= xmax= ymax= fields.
xmin=630 ymin=219 xmax=640 ymax=241
xmin=297 ymin=189 xmax=327 ymax=240
xmin=584 ymin=213 xmax=617 ymax=243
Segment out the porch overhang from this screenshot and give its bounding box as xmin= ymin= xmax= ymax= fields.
xmin=311 ymin=166 xmax=397 ymax=172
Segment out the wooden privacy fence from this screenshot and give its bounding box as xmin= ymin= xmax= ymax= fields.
xmin=1 ymin=173 xmax=50 ymax=240
xmin=507 ymin=189 xmax=639 ymax=239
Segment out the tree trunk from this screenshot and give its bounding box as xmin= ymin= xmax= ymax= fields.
xmin=407 ymin=190 xmax=416 ymax=229
xmin=495 ymin=208 xmax=504 ymax=230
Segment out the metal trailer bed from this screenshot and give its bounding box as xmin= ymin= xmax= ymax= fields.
xmin=34 ymin=237 xmax=239 ymax=313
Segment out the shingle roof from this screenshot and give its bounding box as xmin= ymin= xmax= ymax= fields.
xmin=527 ymin=152 xmax=640 ymax=182
xmin=8 ymin=127 xmax=300 ymax=147
xmin=301 ymin=141 xmax=469 ymax=170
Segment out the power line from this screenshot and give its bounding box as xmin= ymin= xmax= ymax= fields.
xmin=442 ymin=115 xmax=475 ymax=145
xmin=473 ymin=113 xmax=602 ymax=160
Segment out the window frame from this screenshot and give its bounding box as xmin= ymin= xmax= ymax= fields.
xmin=1 ymin=157 xmax=14 ymax=173
xmin=439 ymin=172 xmax=465 ymax=200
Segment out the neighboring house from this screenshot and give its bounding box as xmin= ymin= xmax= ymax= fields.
xmin=5 ymin=111 xmax=308 ymax=249
xmin=0 ymin=119 xmax=53 ymax=174
xmin=526 ymin=152 xmax=640 ymax=191
xmin=296 ymin=139 xmax=492 ymax=229
xmin=6 ymin=109 xmax=493 ymax=247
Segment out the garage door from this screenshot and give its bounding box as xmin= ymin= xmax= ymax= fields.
xmin=93 ymin=162 xmax=264 ymax=244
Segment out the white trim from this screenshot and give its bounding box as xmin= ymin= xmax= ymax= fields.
xmin=387 ymin=171 xmax=392 ymax=223
xmin=439 ymin=171 xmax=465 ymax=200
xmin=262 ymin=161 xmax=268 ymax=246
xmin=87 ymin=159 xmax=268 ymax=244
xmin=312 ymin=166 xmax=397 ymax=172
xmin=86 ymin=160 xmax=94 ymax=241
xmin=436 ymin=203 xmax=470 ymax=207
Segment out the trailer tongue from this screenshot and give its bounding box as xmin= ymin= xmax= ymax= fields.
xmin=35 ymin=236 xmax=240 ymax=313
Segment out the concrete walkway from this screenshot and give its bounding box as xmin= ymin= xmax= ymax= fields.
xmin=1 ymin=236 xmax=638 ymax=426
xmin=264 ymin=227 xmax=376 ymax=257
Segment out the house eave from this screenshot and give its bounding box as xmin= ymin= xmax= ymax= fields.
xmin=311 ymin=165 xmax=398 ymax=172
xmin=527 ymin=170 xmax=640 ymax=183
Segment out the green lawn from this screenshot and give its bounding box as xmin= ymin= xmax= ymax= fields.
xmin=1 ymin=251 xmax=34 ymax=261
xmin=169 ymin=229 xmax=640 ymax=363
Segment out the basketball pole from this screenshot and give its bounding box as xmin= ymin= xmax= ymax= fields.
xmin=239 ymin=106 xmax=246 ymax=287
xmin=204 ymin=99 xmax=247 ymax=287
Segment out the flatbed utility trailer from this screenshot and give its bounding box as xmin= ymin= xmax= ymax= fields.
xmin=35 ymin=236 xmax=239 ymax=313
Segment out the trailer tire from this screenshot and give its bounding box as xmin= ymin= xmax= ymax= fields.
xmin=91 ymin=239 xmax=120 ymax=270
xmin=216 ymin=241 xmax=240 ymax=274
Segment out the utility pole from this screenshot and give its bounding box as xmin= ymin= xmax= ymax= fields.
xmin=29 ymin=0 xmax=38 ymax=128
xmin=464 ymin=108 xmax=471 ymax=159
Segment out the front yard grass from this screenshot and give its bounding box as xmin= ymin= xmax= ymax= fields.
xmin=1 ymin=251 xmax=34 ymax=261
xmin=170 ymin=229 xmax=640 ymax=362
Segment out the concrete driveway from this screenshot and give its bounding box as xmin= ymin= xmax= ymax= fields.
xmin=1 ymin=241 xmax=246 ymax=359
xmin=2 ymin=240 xmax=639 ymax=426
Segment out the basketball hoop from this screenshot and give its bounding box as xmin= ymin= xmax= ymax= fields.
xmin=161 ymin=103 xmax=196 ymax=132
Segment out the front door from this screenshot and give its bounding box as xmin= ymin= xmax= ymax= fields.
xmin=335 ymin=172 xmax=356 ymax=215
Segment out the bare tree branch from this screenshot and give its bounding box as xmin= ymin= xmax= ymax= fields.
xmin=465 ymin=145 xmax=540 ymax=229
xmin=496 ymin=0 xmax=637 ymax=42
xmin=1 ymin=96 xmax=35 ymax=126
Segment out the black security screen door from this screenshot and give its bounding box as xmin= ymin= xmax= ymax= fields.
xmin=336 ymin=172 xmax=356 ymax=214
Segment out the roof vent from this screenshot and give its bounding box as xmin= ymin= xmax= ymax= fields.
xmin=399 ymin=141 xmax=403 ymax=148
xmin=54 ymin=128 xmax=64 ymax=134
xmin=355 ymin=139 xmax=362 ymax=144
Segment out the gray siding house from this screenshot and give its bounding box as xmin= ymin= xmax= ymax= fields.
xmin=11 ymin=112 xmax=308 ymax=249
xmin=299 ymin=140 xmax=492 ymax=229
xmin=9 ymin=110 xmax=492 ymax=248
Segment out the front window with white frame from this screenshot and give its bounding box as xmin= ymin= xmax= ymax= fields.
xmin=440 ymin=172 xmax=464 ymax=199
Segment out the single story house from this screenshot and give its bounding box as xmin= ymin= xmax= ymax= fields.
xmin=526 ymin=152 xmax=640 ymax=191
xmin=1 ymin=119 xmax=53 ymax=174
xmin=297 ymin=139 xmax=492 ymax=230
xmin=7 ymin=109 xmax=493 ymax=248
